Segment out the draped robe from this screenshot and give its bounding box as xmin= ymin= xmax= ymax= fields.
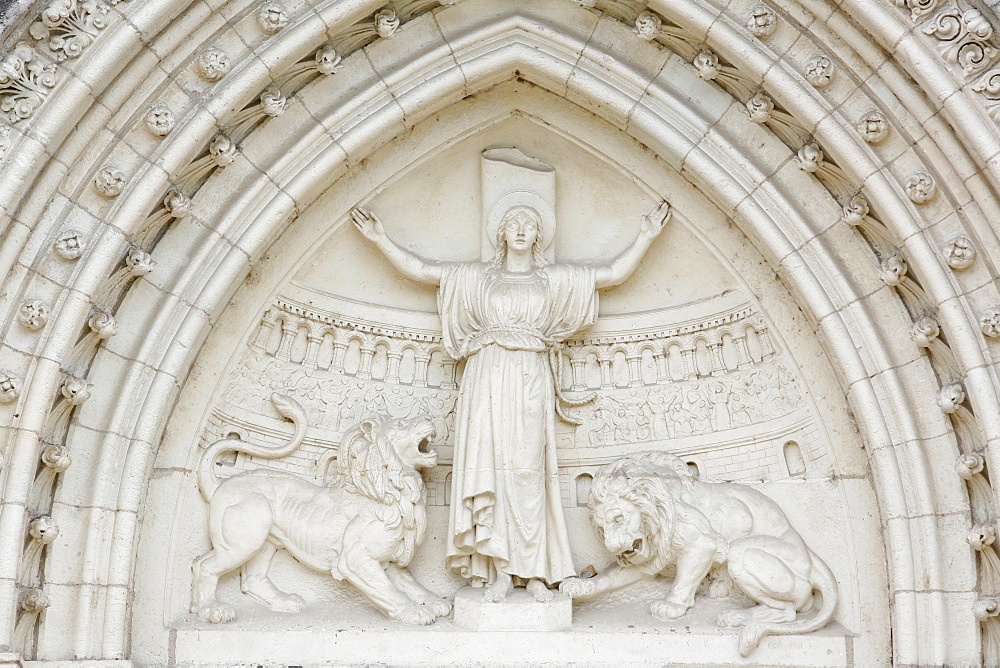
xmin=440 ymin=262 xmax=598 ymax=585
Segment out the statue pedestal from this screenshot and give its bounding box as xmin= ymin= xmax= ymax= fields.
xmin=452 ymin=586 xmax=572 ymax=631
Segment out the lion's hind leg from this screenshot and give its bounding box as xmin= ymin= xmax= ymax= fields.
xmin=719 ymin=537 xmax=810 ymax=629
xmin=240 ymin=541 xmax=305 ymax=613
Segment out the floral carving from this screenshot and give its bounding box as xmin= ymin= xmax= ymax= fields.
xmin=943 ymin=235 xmax=975 ymax=270
xmin=163 ymin=189 xmax=191 ymax=218
xmin=61 ymin=375 xmax=91 ymax=405
xmin=910 ymin=316 xmax=940 ymax=347
xmin=937 ymin=382 xmax=965 ymax=413
xmin=145 ymin=104 xmax=175 ymax=136
xmin=878 ymin=253 xmax=907 ymax=286
xmin=0 ymin=371 xmax=21 ymax=403
xmin=374 ymin=8 xmax=400 ymax=38
xmin=858 ymin=111 xmax=890 ymax=144
xmin=693 ymin=50 xmax=720 ymax=80
xmin=88 ymin=308 xmax=117 ymax=339
xmin=19 ymin=588 xmax=49 ymax=613
xmin=54 ymin=229 xmax=84 ymax=259
xmin=126 ymin=246 xmax=153 ymax=276
xmin=980 ymin=308 xmax=1000 ymax=338
xmin=257 ymin=2 xmax=288 ymax=34
xmin=634 ymin=12 xmax=661 ymax=41
xmin=315 ymin=46 xmax=343 ymax=74
xmin=922 ymin=8 xmax=998 ymax=77
xmin=0 ymin=43 xmax=58 ymax=123
xmin=746 ymin=92 xmax=773 ymax=123
xmin=956 ymin=453 xmax=985 ymax=479
xmin=29 ymin=0 xmax=110 ymax=62
xmin=841 ymin=193 xmax=869 ymax=225
xmin=969 ymin=523 xmax=997 ymax=551
xmin=797 ymin=141 xmax=823 ymax=172
xmin=975 ymin=598 xmax=1000 ymax=621
xmin=209 ymin=134 xmax=237 ymax=167
xmin=973 ymin=69 xmax=1000 ymax=100
xmin=895 ymin=0 xmax=940 ymax=23
xmin=260 ymin=87 xmax=286 ymax=117
xmin=28 ymin=515 xmax=59 ymax=544
xmin=40 ymin=444 xmax=72 ymax=472
xmin=18 ymin=299 xmax=50 ymax=330
xmin=804 ymin=54 xmax=835 ymax=88
xmin=94 ymin=165 xmax=125 ymax=197
xmin=195 ymin=47 xmax=230 ymax=82
xmin=905 ymin=171 xmax=936 ymax=204
xmin=746 ymin=5 xmax=777 ymax=39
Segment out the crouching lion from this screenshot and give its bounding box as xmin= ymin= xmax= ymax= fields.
xmin=190 ymin=393 xmax=450 ymax=625
xmin=560 ymin=451 xmax=837 ymax=656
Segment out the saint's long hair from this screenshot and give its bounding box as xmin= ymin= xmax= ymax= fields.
xmin=490 ymin=206 xmax=549 ymax=269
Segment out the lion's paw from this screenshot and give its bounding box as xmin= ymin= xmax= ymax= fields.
xmin=650 ymin=599 xmax=690 ymax=621
xmin=717 ymin=607 xmax=749 ymax=628
xmin=196 ymin=604 xmax=236 ymax=624
xmin=559 ymin=577 xmax=595 ymax=598
xmin=425 ymin=598 xmax=451 ymax=618
xmin=396 ymin=605 xmax=436 ymax=626
xmin=269 ymin=592 xmax=305 ymax=614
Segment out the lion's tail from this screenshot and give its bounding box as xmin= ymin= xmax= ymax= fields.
xmin=737 ymin=548 xmax=839 ymax=657
xmin=196 ymin=393 xmax=308 ymax=501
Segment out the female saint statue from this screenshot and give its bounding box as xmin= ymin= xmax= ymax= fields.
xmin=351 ymin=200 xmax=670 ymax=602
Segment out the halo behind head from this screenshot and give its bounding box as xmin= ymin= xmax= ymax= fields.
xmin=486 ymin=190 xmax=556 ymax=251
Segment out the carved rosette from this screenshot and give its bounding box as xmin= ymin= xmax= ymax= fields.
xmin=841 ymin=193 xmax=869 ymax=225
xmin=209 ymin=134 xmax=237 ymax=167
xmin=315 ymin=46 xmax=343 ymax=74
xmin=163 ymin=189 xmax=191 ymax=218
xmin=61 ymin=375 xmax=91 ymax=405
xmin=878 ymin=253 xmax=907 ymax=286
xmin=969 ymin=523 xmax=997 ymax=551
xmin=19 ymin=588 xmax=49 ymax=614
xmin=746 ymin=92 xmax=773 ymax=123
xmin=195 ymin=47 xmax=230 ymax=82
xmin=895 ymin=0 xmax=940 ymax=23
xmin=40 ymin=444 xmax=72 ymax=472
xmin=910 ymin=316 xmax=940 ymax=347
xmin=804 ymin=54 xmax=835 ymax=88
xmin=746 ymin=5 xmax=777 ymax=39
xmin=257 ymin=2 xmax=288 ymax=34
xmin=943 ymin=235 xmax=975 ymax=270
xmin=145 ymin=104 xmax=175 ymax=136
xmin=0 ymin=371 xmax=22 ymax=403
xmin=858 ymin=111 xmax=890 ymax=144
xmin=18 ymin=299 xmax=50 ymax=330
xmin=975 ymin=598 xmax=1000 ymax=621
xmin=980 ymin=308 xmax=1000 ymax=338
xmin=260 ymin=87 xmax=286 ymax=117
xmin=956 ymin=452 xmax=985 ymax=479
xmin=28 ymin=515 xmax=59 ymax=544
xmin=94 ymin=165 xmax=125 ymax=197
xmin=0 ymin=43 xmax=58 ymax=124
xmin=922 ymin=8 xmax=998 ymax=77
xmin=54 ymin=229 xmax=85 ymax=259
xmin=693 ymin=50 xmax=720 ymax=80
xmin=374 ymin=8 xmax=400 ymax=38
xmin=88 ymin=308 xmax=117 ymax=339
xmin=905 ymin=171 xmax=937 ymax=204
xmin=634 ymin=12 xmax=661 ymax=41
xmin=29 ymin=0 xmax=110 ymax=62
xmin=937 ymin=382 xmax=965 ymax=413
xmin=797 ymin=142 xmax=823 ymax=172
xmin=126 ymin=246 xmax=153 ymax=276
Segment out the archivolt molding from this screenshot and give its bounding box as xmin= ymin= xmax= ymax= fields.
xmin=0 ymin=0 xmax=998 ymax=664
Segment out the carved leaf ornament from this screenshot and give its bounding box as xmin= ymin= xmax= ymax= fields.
xmin=0 ymin=43 xmax=57 ymax=123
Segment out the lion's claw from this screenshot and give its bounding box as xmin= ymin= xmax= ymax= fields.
xmin=395 ymin=605 xmax=436 ymax=625
xmin=559 ymin=577 xmax=595 ymax=598
xmin=651 ymin=599 xmax=690 ymax=620
xmin=195 ymin=604 xmax=236 ymax=624
xmin=426 ymin=598 xmax=451 ymax=617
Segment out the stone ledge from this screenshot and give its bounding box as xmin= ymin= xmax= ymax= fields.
xmin=453 ymin=586 xmax=572 ymax=631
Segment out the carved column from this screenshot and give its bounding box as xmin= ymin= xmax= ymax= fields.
xmin=414 ymin=354 xmax=430 ymax=387
xmin=758 ymin=328 xmax=776 ymax=358
xmin=681 ymin=344 xmax=698 ymax=379
xmin=571 ymin=358 xmax=586 ymax=391
xmin=627 ymin=353 xmax=642 ymax=387
xmin=358 ymin=344 xmax=375 ymax=379
xmin=441 ymin=359 xmax=458 ymax=390
xmin=304 ymin=335 xmax=322 ymax=368
xmin=709 ymin=342 xmax=726 ymax=376
xmin=733 ymin=333 xmax=752 ymax=368
xmin=331 ymin=341 xmax=348 ymax=372
xmin=386 ymin=352 xmax=402 ymax=383
xmin=655 ymin=350 xmax=668 ymax=382
xmin=598 ymin=355 xmax=612 ymax=388
xmin=276 ymin=321 xmax=297 ymax=360
xmin=254 ymin=314 xmax=278 ymax=349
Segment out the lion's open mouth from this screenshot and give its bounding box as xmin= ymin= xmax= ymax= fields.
xmin=418 ymin=435 xmax=433 ymax=453
xmin=620 ymin=538 xmax=643 ymax=560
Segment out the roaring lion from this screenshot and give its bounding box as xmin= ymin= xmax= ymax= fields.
xmin=560 ymin=451 xmax=837 ymax=656
xmin=190 ymin=393 xmax=450 ymax=625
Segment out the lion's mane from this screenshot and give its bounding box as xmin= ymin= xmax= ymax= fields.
xmin=590 ymin=451 xmax=718 ymax=575
xmin=333 ymin=415 xmax=428 ymax=566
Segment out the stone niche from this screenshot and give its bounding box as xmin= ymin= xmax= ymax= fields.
xmin=133 ymin=92 xmax=887 ymax=665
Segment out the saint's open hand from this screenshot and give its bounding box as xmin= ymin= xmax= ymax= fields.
xmin=351 ymin=207 xmax=385 ymax=241
xmin=640 ymin=200 xmax=671 ymax=238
